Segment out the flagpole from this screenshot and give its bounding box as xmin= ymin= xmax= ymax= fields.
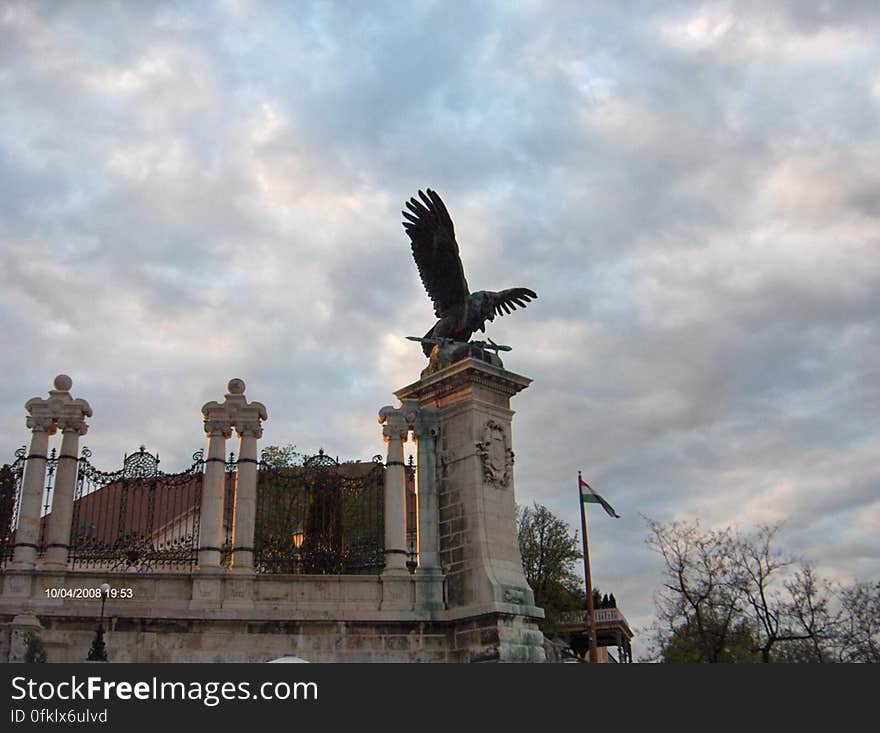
xmin=579 ymin=470 xmax=599 ymax=663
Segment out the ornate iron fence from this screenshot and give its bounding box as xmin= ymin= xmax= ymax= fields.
xmin=68 ymin=446 xmax=204 ymax=572
xmin=254 ymin=448 xmax=385 ymax=574
xmin=2 ymin=441 xmax=407 ymax=576
xmin=0 ymin=447 xmax=26 ymax=569
xmin=39 ymin=447 xmax=58 ymax=552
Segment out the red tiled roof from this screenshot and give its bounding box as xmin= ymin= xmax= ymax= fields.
xmin=47 ymin=474 xmax=203 ymax=545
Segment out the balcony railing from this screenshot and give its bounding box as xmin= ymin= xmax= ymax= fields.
xmin=594 ymin=608 xmax=625 ymax=624
xmin=550 ymin=608 xmax=633 ymax=640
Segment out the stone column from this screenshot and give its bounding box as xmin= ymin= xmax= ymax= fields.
xmin=198 ymin=395 xmax=234 ymax=571
xmin=12 ymin=416 xmax=55 ymax=568
xmin=228 ymin=380 xmax=267 ymax=572
xmin=412 ymin=407 xmax=441 ymax=575
xmin=378 ymin=404 xmax=410 ymax=576
xmin=42 ymin=377 xmax=92 ymax=569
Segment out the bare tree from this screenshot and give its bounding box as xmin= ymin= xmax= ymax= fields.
xmin=781 ymin=564 xmax=837 ymax=663
xmin=646 ymin=518 xmax=876 ymax=663
xmin=837 ymin=581 xmax=880 ymax=663
xmin=734 ymin=524 xmax=821 ymax=663
xmin=646 ymin=519 xmax=745 ymax=662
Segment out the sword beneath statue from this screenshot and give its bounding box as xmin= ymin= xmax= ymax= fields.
xmin=406 ymin=336 xmax=513 ymax=353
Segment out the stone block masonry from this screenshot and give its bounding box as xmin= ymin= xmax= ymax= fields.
xmin=0 ymin=569 xmax=543 ymax=662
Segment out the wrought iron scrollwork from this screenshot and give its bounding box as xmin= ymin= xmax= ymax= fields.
xmin=121 ymin=446 xmax=161 ymax=478
xmin=303 ymin=447 xmax=339 ymax=468
xmin=68 ymin=446 xmax=205 ymax=572
xmin=405 ymin=454 xmax=418 ymax=572
xmin=254 ymin=448 xmax=385 ymax=575
xmin=38 ymin=448 xmax=59 ymax=551
xmin=0 ymin=446 xmax=27 ymax=569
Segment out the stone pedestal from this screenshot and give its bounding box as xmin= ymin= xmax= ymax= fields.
xmin=396 ymin=358 xmax=544 ymax=646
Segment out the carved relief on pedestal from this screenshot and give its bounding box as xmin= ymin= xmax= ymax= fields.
xmin=438 ymin=449 xmax=451 ymax=480
xmin=475 ymin=419 xmax=514 ymax=489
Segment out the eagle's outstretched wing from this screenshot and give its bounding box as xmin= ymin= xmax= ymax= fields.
xmin=487 ymin=287 xmax=538 ymax=317
xmin=402 ymin=189 xmax=469 ymax=318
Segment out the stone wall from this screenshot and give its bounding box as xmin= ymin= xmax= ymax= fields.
xmin=1 ymin=614 xmax=548 ymax=663
xmin=1 ymin=614 xmax=546 ymax=663
xmin=5 ymin=618 xmax=466 ymax=663
xmin=0 ymin=568 xmax=543 ymax=663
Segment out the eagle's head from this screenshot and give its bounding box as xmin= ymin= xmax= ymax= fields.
xmin=469 ymin=291 xmax=496 ymax=333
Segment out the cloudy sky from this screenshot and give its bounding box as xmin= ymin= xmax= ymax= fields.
xmin=1 ymin=1 xmax=878 ymax=656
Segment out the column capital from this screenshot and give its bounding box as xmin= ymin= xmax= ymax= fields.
xmin=57 ymin=417 xmax=89 ymax=436
xmin=399 ymin=398 xmax=421 ymax=426
xmin=203 ymin=417 xmax=234 ymax=439
xmin=380 ymin=400 xmax=438 ymax=440
xmin=235 ymin=418 xmax=264 ymax=439
xmin=203 ymin=379 xmax=267 ymax=439
xmin=378 ymin=405 xmax=409 ymax=442
xmin=25 ymin=374 xmax=92 ymax=436
xmin=411 ymin=407 xmax=439 ymax=439
xmin=25 ymin=414 xmax=57 ymax=435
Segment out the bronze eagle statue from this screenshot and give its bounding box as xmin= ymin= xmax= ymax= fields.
xmin=402 ymin=189 xmax=538 ymax=358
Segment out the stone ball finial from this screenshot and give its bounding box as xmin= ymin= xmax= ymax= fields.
xmin=54 ymin=374 xmax=73 ymax=391
xmin=227 ymin=378 xmax=246 ymax=395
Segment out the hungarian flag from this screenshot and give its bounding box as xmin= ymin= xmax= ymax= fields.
xmin=579 ymin=475 xmax=620 ymax=518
